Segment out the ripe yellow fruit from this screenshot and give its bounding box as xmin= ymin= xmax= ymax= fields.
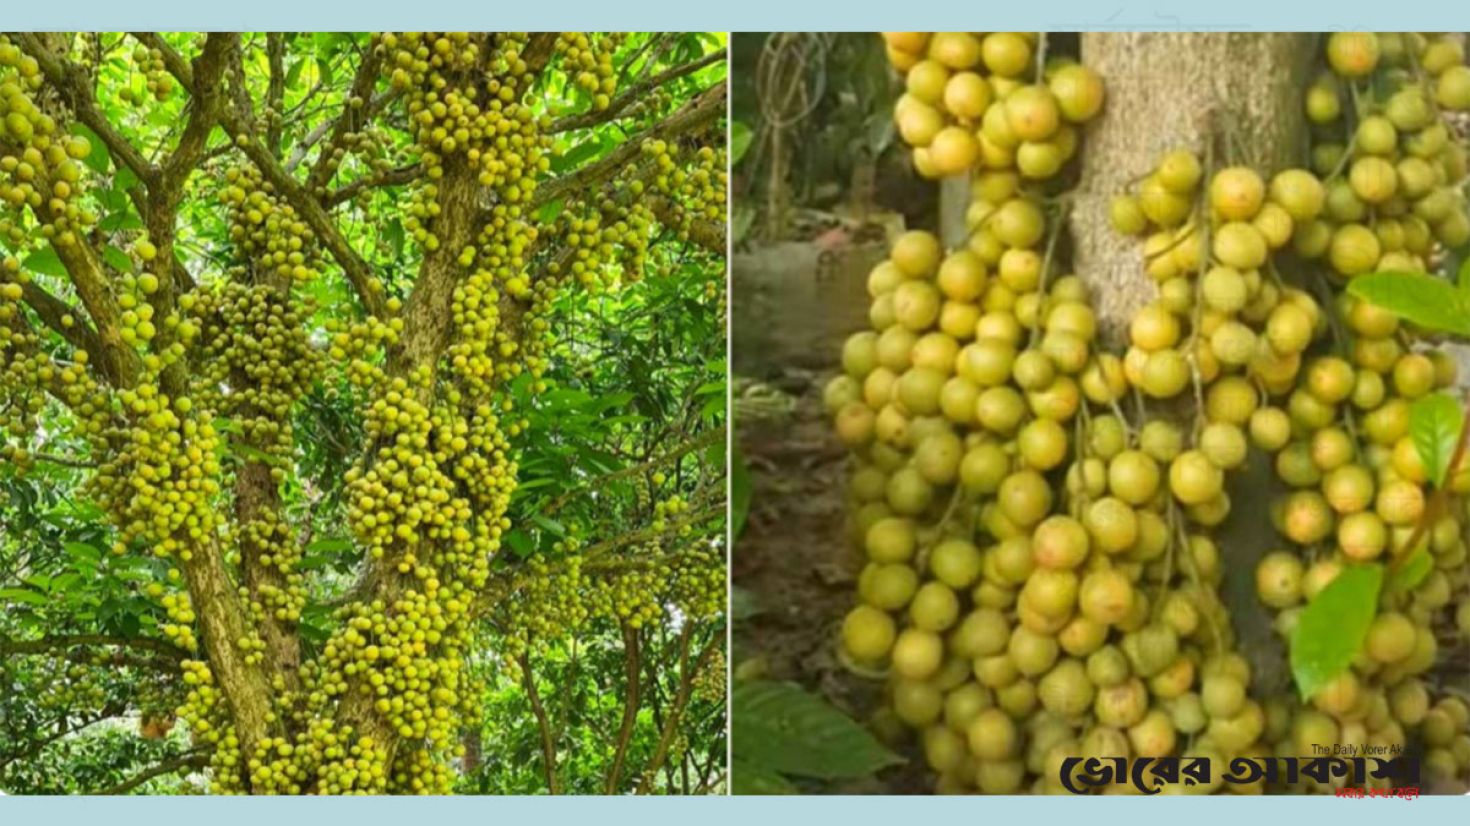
xmin=981 ymin=33 xmax=1032 ymax=78
xmin=1348 ymin=156 xmax=1398 ymax=203
xmin=1156 ymin=149 xmax=1203 ymax=194
xmin=842 ymin=605 xmax=897 ymax=662
xmin=1213 ymin=222 xmax=1267 ymax=270
xmin=906 ymin=60 xmax=950 ymax=104
xmin=1210 ymin=167 xmax=1266 ymax=220
xmin=891 ymin=231 xmax=943 ymax=277
xmin=892 ymin=628 xmax=944 ymax=680
xmin=1169 ymin=450 xmax=1223 ymax=505
xmin=1138 ymin=176 xmax=1192 ymax=228
xmin=989 ymin=198 xmax=1045 ymax=248
xmin=882 ymin=32 xmax=929 ymax=54
xmin=944 ymin=72 xmax=993 ymax=120
xmin=927 ymin=126 xmax=981 ymax=177
xmin=1328 ymin=223 xmax=1382 ymax=276
xmin=1048 ymin=64 xmax=1104 ymax=123
xmin=1269 ymin=168 xmax=1325 ymax=221
xmin=896 ymin=99 xmax=945 ymax=147
xmin=1005 ymin=86 xmax=1061 ymax=142
xmin=928 ymin=32 xmax=982 ymax=70
xmin=1437 ymin=65 xmax=1470 ymax=110
xmin=1326 ymin=31 xmax=1380 ymax=77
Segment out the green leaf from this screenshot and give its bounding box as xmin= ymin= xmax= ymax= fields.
xmin=1409 ymin=392 xmax=1463 ymax=487
xmin=230 ymin=442 xmax=283 ymax=466
xmin=1346 ymin=271 xmax=1470 ymax=336
xmin=505 ymin=530 xmax=534 ymax=557
xmin=22 ymin=247 xmax=67 ymax=278
xmin=731 ymin=438 xmax=752 ymax=540
xmin=535 ymin=198 xmax=565 ymax=224
xmin=1385 ymin=549 xmax=1433 ymax=596
xmin=99 ymin=210 xmax=144 ymax=232
xmin=1460 ymin=254 xmax=1470 ymax=292
xmin=68 ymin=123 xmax=110 ymax=174
xmin=64 ymin=541 xmax=102 ymax=564
xmin=304 ymin=537 xmax=353 ymax=555
xmin=532 ymin=514 xmax=567 ymax=537
xmin=382 ymin=219 xmax=405 ymax=257
xmin=731 ymin=120 xmax=753 ymax=166
xmin=0 ymin=587 xmax=50 ymax=607
xmin=1290 ymin=563 xmax=1383 ymax=701
xmin=733 ymin=680 xmax=901 ymax=781
xmin=552 ymin=137 xmax=608 ymax=173
xmin=731 ymin=758 xmax=797 ymax=795
xmin=102 ymin=245 xmax=134 ymax=273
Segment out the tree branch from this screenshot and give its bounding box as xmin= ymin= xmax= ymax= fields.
xmin=581 ymin=503 xmax=724 ymax=566
xmin=0 ymin=701 xmax=127 ymax=775
xmin=544 ymin=429 xmax=721 ymax=515
xmin=0 ymin=633 xmax=186 ymax=660
xmin=91 ymin=749 xmax=210 ymax=795
xmin=603 ymin=623 xmax=642 ymax=794
xmin=517 ymin=651 xmax=560 ymax=794
xmin=136 ymin=32 xmax=388 ymax=320
xmin=17 ymin=280 xmax=106 ymax=367
xmin=533 ymin=82 xmax=727 ymax=210
xmin=637 ymin=628 xmax=720 ymax=793
xmin=647 ymin=194 xmax=726 ymax=255
xmin=550 ymin=48 xmax=726 ymax=134
xmin=304 ymin=45 xmax=384 ymax=192
xmin=321 ymin=163 xmax=421 ymax=208
xmin=265 ymin=33 xmax=286 ymax=154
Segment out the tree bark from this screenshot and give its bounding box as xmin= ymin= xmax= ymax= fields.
xmin=1070 ymin=32 xmax=1315 ymax=346
xmin=1065 ymin=33 xmax=1316 ymax=692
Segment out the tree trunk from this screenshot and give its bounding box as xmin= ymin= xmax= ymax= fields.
xmin=1065 ymin=33 xmax=1316 ymax=692
xmin=1070 ymin=32 xmax=1315 ymax=346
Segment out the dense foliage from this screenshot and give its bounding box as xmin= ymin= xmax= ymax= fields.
xmin=0 ymin=31 xmax=727 ymax=795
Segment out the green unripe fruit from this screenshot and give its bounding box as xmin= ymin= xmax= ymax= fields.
xmin=886 ymin=467 xmax=935 ymax=515
xmin=1200 ymin=673 xmax=1246 ymax=719
xmin=998 ymin=469 xmax=1053 ymax=528
xmin=1122 ymin=623 xmax=1178 ymax=678
xmin=959 ymin=442 xmax=1010 ymax=493
xmin=1038 ymin=658 xmax=1095 ymax=717
xmin=1365 ymin=611 xmax=1416 ymax=663
xmin=1008 ymin=625 xmax=1060 ymax=677
xmin=930 ymin=538 xmax=982 ymax=589
xmin=1139 ymin=420 xmax=1183 ymax=462
xmin=967 ymin=707 xmax=1018 ymax=760
xmin=1086 ymin=645 xmax=1130 ymax=688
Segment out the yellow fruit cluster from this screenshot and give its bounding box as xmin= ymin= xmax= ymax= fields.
xmin=882 ymin=32 xmax=1102 ymax=180
xmin=0 ymin=39 xmax=96 ymax=251
xmin=831 ymin=31 xmax=1470 ymax=795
